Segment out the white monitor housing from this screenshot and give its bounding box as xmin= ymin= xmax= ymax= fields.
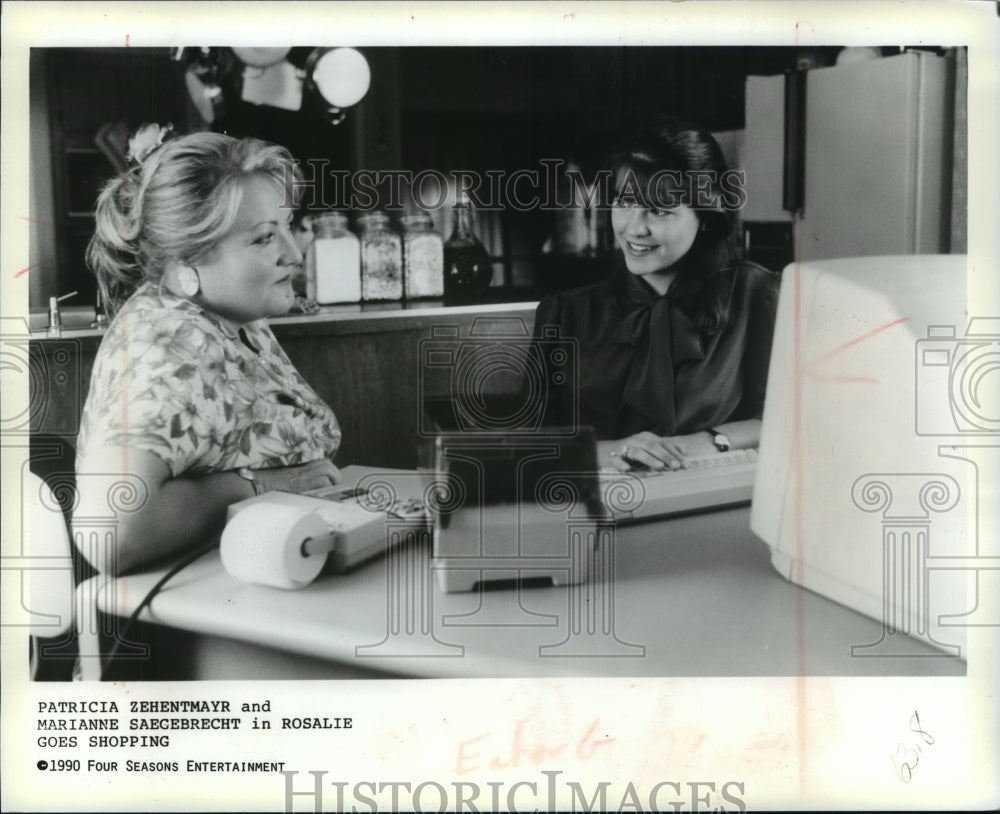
xmin=751 ymin=254 xmax=995 ymax=660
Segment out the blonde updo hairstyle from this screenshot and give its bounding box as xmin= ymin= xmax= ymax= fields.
xmin=87 ymin=131 xmax=302 ymax=315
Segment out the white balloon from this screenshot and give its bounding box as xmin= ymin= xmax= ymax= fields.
xmin=836 ymin=46 xmax=883 ymax=66
xmin=311 ymin=47 xmax=371 ymax=108
xmin=232 ymin=47 xmax=291 ymax=69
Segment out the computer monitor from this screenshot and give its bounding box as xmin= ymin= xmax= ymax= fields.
xmin=422 ymin=394 xmax=607 ymax=592
xmin=751 ymin=254 xmax=991 ymax=659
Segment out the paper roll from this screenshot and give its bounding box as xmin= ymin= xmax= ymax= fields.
xmin=220 ymin=502 xmax=331 ymax=589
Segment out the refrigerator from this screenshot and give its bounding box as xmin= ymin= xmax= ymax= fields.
xmin=742 ymin=51 xmax=954 ymax=261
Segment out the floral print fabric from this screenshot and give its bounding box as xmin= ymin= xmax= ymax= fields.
xmin=76 ymin=284 xmax=341 ymax=478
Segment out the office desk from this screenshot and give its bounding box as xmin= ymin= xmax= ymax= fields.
xmin=92 ymin=504 xmax=965 ymax=680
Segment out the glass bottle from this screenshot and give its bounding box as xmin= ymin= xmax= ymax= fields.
xmin=443 ymin=196 xmax=493 ymax=300
xmin=357 ymin=211 xmax=403 ymax=301
xmin=308 ymin=211 xmax=361 ymax=304
xmin=553 ymin=159 xmax=589 ymax=254
xmin=401 ymin=211 xmax=444 ymax=299
xmin=292 ymin=214 xmax=314 ymax=299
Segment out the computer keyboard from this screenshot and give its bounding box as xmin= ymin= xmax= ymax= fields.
xmin=599 ymin=448 xmax=758 ymax=523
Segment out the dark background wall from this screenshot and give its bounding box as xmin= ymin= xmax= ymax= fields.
xmin=31 ymin=45 xmax=814 ymax=308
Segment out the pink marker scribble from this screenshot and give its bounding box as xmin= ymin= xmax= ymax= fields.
xmin=793 ymin=21 xmax=815 ymax=46
xmin=802 ymin=317 xmax=911 ymax=385
xmin=807 ymin=373 xmax=880 ymax=384
xmin=811 ymin=317 xmax=911 ymax=366
xmin=19 ymin=214 xmax=55 ymax=228
xmin=15 ymin=265 xmax=35 ymax=279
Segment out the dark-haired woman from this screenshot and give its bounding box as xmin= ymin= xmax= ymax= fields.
xmin=534 ymin=117 xmax=779 ymax=473
xmin=75 ymin=128 xmax=342 ymax=574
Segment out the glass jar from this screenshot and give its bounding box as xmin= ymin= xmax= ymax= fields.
xmin=308 ymin=211 xmax=361 ymax=304
xmin=401 ymin=211 xmax=444 ymax=299
xmin=357 ymin=211 xmax=403 ymax=301
xmin=443 ymin=197 xmax=493 ymax=300
xmin=553 ymin=159 xmax=589 ymax=254
xmin=292 ymin=214 xmax=314 ymax=298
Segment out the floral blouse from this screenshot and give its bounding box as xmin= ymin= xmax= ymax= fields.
xmin=76 ymin=284 xmax=341 ymax=478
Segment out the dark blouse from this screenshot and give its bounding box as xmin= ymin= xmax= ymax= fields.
xmin=533 ymin=261 xmax=780 ymax=440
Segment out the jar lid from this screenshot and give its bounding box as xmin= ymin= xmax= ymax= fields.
xmin=312 ymin=211 xmax=350 ymax=233
xmin=401 ymin=210 xmax=434 ymax=228
xmin=357 ymin=210 xmax=390 ymax=228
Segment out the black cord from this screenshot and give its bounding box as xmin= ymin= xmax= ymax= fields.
xmin=100 ymin=541 xmax=218 ymax=681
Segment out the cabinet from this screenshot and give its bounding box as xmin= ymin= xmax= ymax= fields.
xmin=30 ymin=47 xmax=352 ymax=309
xmin=29 ymin=303 xmax=537 ymax=471
xmin=35 ymin=49 xmax=189 ymax=307
xmin=743 ymin=51 xmax=956 ymax=262
xmin=797 ymin=52 xmax=952 ymax=259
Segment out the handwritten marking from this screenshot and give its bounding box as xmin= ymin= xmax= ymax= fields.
xmin=17 ymin=214 xmax=55 ymax=228
xmin=891 ymin=709 xmax=934 ymax=783
xmin=14 ymin=265 xmax=35 ymax=279
xmin=455 ymin=718 xmax=612 ymax=774
xmin=812 ymin=317 xmax=911 ymax=366
xmin=807 ymin=373 xmax=880 ymax=384
xmin=793 ymin=21 xmax=815 ymax=47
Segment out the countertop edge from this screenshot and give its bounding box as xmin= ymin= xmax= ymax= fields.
xmin=28 ymin=299 xmax=541 ymax=342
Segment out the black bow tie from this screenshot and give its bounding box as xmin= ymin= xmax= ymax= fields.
xmin=609 ymin=292 xmax=703 ymax=434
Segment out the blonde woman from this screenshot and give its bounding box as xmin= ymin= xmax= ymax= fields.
xmin=76 ymin=128 xmax=341 ymax=574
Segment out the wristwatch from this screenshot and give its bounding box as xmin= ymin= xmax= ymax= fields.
xmin=708 ymin=429 xmax=731 ymax=452
xmin=237 ymin=467 xmax=263 ymax=496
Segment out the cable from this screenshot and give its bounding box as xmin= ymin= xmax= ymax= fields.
xmin=100 ymin=541 xmax=218 ymax=681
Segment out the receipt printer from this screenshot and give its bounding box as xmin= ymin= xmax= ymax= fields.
xmin=223 ymin=489 xmax=387 ymax=584
xmin=430 ymin=429 xmax=608 ymax=592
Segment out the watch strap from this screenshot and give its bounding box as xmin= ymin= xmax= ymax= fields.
xmin=237 ymin=466 xmax=263 ymax=496
xmin=708 ymin=428 xmax=731 ymax=452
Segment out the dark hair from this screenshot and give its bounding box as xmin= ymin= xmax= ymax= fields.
xmin=86 ymin=131 xmax=301 ymax=315
xmin=608 ymin=116 xmax=743 ymax=333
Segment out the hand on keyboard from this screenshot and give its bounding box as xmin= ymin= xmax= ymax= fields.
xmin=602 ymin=430 xmax=718 ymax=473
xmin=599 ymin=448 xmax=759 ymax=521
xmin=620 ymin=448 xmax=759 ymax=478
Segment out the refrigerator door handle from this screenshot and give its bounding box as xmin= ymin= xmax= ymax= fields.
xmin=783 ymin=68 xmax=808 ymax=214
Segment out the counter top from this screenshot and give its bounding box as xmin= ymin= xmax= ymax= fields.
xmin=24 ymin=250 xmax=607 ymax=470
xmin=270 ymin=297 xmax=539 ymax=337
xmin=92 ymin=468 xmax=966 ymax=679
xmin=28 ymin=294 xmax=541 ymax=341
xmin=26 ymin=295 xmax=545 ymax=467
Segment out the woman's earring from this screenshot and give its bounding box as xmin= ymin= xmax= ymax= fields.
xmin=177 ymin=266 xmax=200 ymax=297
